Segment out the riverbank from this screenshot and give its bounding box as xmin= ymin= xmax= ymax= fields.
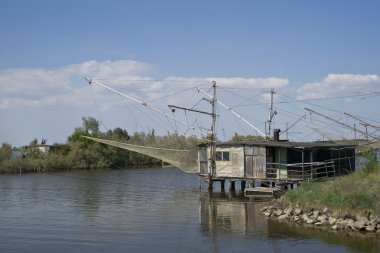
xmin=260 ymin=204 xmax=380 ymax=233
xmin=260 ymin=165 xmax=380 ymax=234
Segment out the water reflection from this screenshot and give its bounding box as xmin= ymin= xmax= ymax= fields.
xmin=1 ymin=169 xmax=380 ymax=253
xmin=199 ymin=190 xmax=380 ymax=253
xmin=199 ymin=191 xmax=267 ymax=237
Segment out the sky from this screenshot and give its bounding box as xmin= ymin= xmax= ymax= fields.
xmin=1 ymin=0 xmax=380 ymax=147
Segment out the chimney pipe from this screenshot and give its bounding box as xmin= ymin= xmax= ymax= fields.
xmin=273 ymin=129 xmax=281 ymax=142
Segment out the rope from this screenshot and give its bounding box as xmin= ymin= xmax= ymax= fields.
xmin=90 ymin=85 xmax=109 ymax=132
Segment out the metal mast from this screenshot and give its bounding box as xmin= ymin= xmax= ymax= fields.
xmin=208 ymin=81 xmax=217 ymax=190
xmin=197 ymin=87 xmax=266 ymax=137
xmin=267 ymin=88 xmax=276 ymax=139
xmin=167 ymin=81 xmax=217 ymax=190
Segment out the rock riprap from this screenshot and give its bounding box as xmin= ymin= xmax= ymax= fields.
xmin=260 ymin=205 xmax=380 ymax=233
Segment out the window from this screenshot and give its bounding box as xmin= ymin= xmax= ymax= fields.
xmin=245 ymin=146 xmax=260 ymax=156
xmin=216 ymin=151 xmax=230 ymax=161
xmin=253 ymin=146 xmax=259 ymax=156
xmin=199 ymin=148 xmax=208 ymax=161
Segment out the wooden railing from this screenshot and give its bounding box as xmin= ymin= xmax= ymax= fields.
xmin=266 ymin=161 xmax=336 ymax=180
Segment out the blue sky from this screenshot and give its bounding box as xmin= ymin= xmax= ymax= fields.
xmin=1 ymin=0 xmax=380 ymax=146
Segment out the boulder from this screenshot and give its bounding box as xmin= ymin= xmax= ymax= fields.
xmin=365 ymin=225 xmax=376 ymax=232
xmin=260 ymin=206 xmax=268 ymax=212
xmin=302 ymin=214 xmax=309 ymax=221
xmin=284 ymin=208 xmax=293 ymax=215
xmin=328 ymin=217 xmax=337 ymax=225
xmin=312 ymin=211 xmax=320 ymax=219
xmin=356 ymin=216 xmax=369 ymax=226
xmin=336 ymin=219 xmax=346 ymax=227
xmin=331 ymin=225 xmax=339 ymax=230
xmin=293 ymin=208 xmax=302 ymax=216
xmin=353 ymin=220 xmax=367 ymax=230
xmin=370 ymin=218 xmax=380 ymax=226
xmin=275 ymin=209 xmax=283 ymax=216
xmin=317 ymin=214 xmax=328 ymax=222
xmin=346 ymin=219 xmax=355 ymax=228
xmin=263 ymin=211 xmax=271 ymax=217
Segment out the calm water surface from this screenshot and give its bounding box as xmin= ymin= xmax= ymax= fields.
xmin=0 ymin=167 xmax=379 ymax=253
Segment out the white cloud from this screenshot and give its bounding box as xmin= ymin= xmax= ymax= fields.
xmin=297 ymin=74 xmax=380 ymax=100
xmin=0 ymin=60 xmax=289 ymax=110
xmin=0 ymin=60 xmax=152 ymax=109
xmin=162 ymin=76 xmax=289 ymax=89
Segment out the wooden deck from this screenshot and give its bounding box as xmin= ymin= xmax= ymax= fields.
xmin=244 ymin=187 xmax=282 ymax=199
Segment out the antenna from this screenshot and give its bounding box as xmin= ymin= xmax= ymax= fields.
xmin=197 ymin=87 xmax=266 ymax=137
xmin=267 ymin=88 xmax=276 ymax=138
xmin=209 ymin=81 xmax=217 ymax=189
xmin=170 ymin=81 xmax=217 ymax=189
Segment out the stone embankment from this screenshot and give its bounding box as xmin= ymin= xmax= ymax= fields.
xmin=261 ymin=205 xmax=380 ymax=233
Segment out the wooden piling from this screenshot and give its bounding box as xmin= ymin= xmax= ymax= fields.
xmin=241 ymin=180 xmax=246 ymax=191
xmin=208 ymin=174 xmax=213 ymax=191
xmin=229 ymin=180 xmax=235 ymax=191
xmin=221 ymin=180 xmax=225 ymax=191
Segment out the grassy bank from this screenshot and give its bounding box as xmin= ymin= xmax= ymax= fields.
xmin=285 ymin=165 xmax=380 ymax=216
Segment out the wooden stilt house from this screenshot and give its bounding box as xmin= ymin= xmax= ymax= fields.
xmin=198 ymin=138 xmax=357 ymax=183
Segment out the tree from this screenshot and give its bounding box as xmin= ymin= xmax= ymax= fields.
xmin=105 ymin=127 xmax=130 ymax=141
xmin=26 ymin=138 xmax=42 ymax=159
xmin=0 ymin=142 xmax=12 ymax=163
xmin=68 ymin=117 xmax=100 ymax=143
xmin=82 ymin=116 xmax=100 ymax=135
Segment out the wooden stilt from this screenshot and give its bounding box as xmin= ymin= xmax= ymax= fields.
xmin=208 ymin=174 xmax=213 ymax=191
xmin=229 ymin=180 xmax=235 ymax=191
xmin=241 ymin=180 xmax=246 ymax=191
xmin=221 ymin=180 xmax=225 ymax=191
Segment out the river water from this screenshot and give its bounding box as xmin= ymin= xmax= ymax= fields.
xmin=0 ymin=167 xmax=379 ymax=253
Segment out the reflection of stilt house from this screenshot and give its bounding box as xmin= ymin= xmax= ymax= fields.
xmin=199 ymin=192 xmax=268 ymax=236
xmin=198 ymin=134 xmax=357 ymax=187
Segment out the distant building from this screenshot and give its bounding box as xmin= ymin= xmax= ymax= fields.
xmin=11 ymin=148 xmax=21 ymax=159
xmin=36 ymin=145 xmax=50 ymax=153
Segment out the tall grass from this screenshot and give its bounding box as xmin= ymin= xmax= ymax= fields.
xmin=286 ymin=164 xmax=380 ymax=215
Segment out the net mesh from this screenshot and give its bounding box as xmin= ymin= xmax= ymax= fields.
xmin=83 ymin=136 xmax=199 ymax=173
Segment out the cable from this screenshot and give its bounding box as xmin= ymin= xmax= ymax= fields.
xmin=144 ymin=82 xmax=211 ymax=104
xmin=90 ymin=85 xmax=109 ymax=132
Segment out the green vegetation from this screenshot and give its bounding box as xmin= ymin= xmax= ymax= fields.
xmin=286 ymin=150 xmax=380 ymax=215
xmin=0 ymin=116 xmax=201 ymax=174
xmin=230 ymin=133 xmax=266 ymax=142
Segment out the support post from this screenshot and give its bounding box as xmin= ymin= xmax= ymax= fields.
xmin=240 ymin=180 xmax=246 ymax=191
xmin=310 ymin=150 xmax=314 ymax=179
xmin=221 ymin=180 xmax=225 ymax=191
xmin=208 ymin=174 xmax=213 ymax=191
xmin=302 ymin=150 xmax=305 ymax=180
xmin=229 ymin=180 xmax=235 ymax=191
xmin=208 ymin=81 xmax=217 ymax=192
